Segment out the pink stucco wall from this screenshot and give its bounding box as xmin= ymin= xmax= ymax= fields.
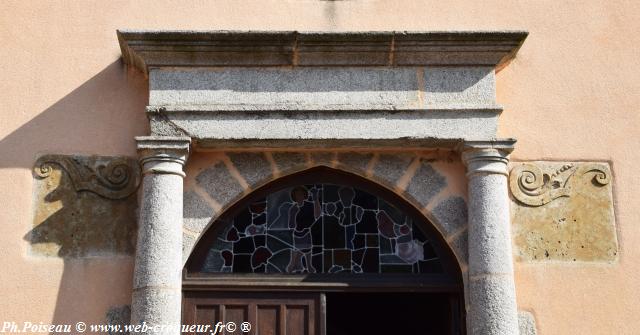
xmin=1 ymin=1 xmax=638 ymax=334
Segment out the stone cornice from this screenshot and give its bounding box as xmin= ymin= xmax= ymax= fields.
xmin=117 ymin=30 xmax=528 ymax=75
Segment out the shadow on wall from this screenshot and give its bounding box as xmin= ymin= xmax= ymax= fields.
xmin=2 ymin=60 xmax=148 ymax=328
xmin=0 ymin=59 xmax=149 ymax=168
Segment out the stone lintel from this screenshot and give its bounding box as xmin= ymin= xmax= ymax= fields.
xmin=147 ymin=67 xmax=501 ymax=111
xmin=193 ymin=138 xmax=466 ymax=150
xmin=118 ymin=30 xmax=528 ymax=75
xmin=147 ymin=107 xmax=505 ymax=149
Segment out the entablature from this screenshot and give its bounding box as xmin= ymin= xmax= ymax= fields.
xmin=118 ymin=30 xmax=527 ymax=149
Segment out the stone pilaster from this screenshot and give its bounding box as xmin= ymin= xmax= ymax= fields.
xmin=461 ymin=140 xmax=519 ymax=335
xmin=131 ymin=136 xmax=191 ymax=335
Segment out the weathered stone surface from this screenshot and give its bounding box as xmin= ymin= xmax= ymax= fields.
xmin=271 ymin=152 xmax=307 ymax=174
xmin=468 ymin=174 xmax=514 ymax=276
xmin=131 ymin=287 xmax=181 ymax=333
xmin=462 ymin=145 xmax=519 ymax=335
xmin=510 ymin=162 xmax=618 ymax=262
xmin=371 ymin=153 xmax=414 ymax=187
xmin=183 ymin=191 xmax=214 ymax=233
xmin=518 ymin=310 xmax=537 ymax=335
xmin=228 ymin=152 xmax=273 ymax=187
xmin=29 ymin=155 xmax=138 ymax=257
xmin=34 ymin=154 xmax=141 ymax=199
xmin=431 ymin=196 xmax=468 ymax=237
xmin=449 ymin=231 xmax=469 ymax=267
xmin=152 ymin=109 xmax=500 ymax=148
xmin=196 ymin=161 xmax=245 ymax=206
xmin=119 ymin=30 xmax=528 ymax=74
xmin=133 ymin=140 xmax=187 ymax=335
xmin=182 ymin=232 xmax=197 ymax=264
xmin=336 ymin=152 xmax=374 ymax=174
xmin=404 ymin=160 xmax=446 ymax=208
xmin=423 ymin=67 xmax=497 ymax=109
xmin=468 ymin=276 xmax=519 ymax=335
xmin=133 ymin=174 xmax=183 ymax=290
xmin=149 ymin=68 xmax=420 ymax=109
xmin=309 ymin=152 xmax=334 ymax=167
xmin=106 ymin=305 xmax=131 ymax=335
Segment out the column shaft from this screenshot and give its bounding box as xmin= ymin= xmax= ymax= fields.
xmin=463 ymin=144 xmax=519 ymax=335
xmin=131 ymin=137 xmax=190 ymax=335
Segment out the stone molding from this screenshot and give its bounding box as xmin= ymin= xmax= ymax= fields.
xmin=136 ymin=136 xmax=191 ymax=177
xmin=460 ymin=139 xmax=516 ymax=177
xmin=34 ymin=154 xmax=140 ymax=200
xmin=118 ymin=30 xmax=528 ymax=75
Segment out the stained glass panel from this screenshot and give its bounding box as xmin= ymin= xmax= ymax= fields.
xmin=200 ymin=184 xmax=443 ymax=274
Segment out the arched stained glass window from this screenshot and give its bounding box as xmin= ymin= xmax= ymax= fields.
xmin=196 ymin=183 xmax=445 ymax=274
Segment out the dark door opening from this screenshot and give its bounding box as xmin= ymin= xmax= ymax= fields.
xmin=326 ymin=292 xmax=459 ymax=335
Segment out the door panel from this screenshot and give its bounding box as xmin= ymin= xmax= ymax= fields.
xmin=183 ymin=292 xmax=322 ymax=335
xmin=256 ymin=305 xmax=280 ymax=335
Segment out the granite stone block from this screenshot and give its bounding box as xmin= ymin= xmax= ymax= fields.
xmin=405 ymin=160 xmax=446 ymax=208
xmin=228 ymin=152 xmax=273 ymax=188
xmin=196 ymin=162 xmax=245 ymax=207
xmin=431 ymin=196 xmax=468 ymax=237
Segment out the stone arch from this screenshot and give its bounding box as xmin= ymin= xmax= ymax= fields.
xmin=182 ymin=151 xmax=469 ymax=272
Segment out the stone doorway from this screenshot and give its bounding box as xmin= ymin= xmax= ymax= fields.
xmin=119 ymin=30 xmax=527 ymax=334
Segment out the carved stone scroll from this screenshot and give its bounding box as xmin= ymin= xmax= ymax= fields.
xmin=30 ymin=154 xmax=140 ymax=257
xmin=34 ymin=154 xmax=141 ymax=200
xmin=509 ymin=162 xmax=617 ymax=262
xmin=509 ymin=162 xmax=610 ymax=207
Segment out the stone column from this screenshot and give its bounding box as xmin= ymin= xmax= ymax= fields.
xmin=131 ymin=136 xmax=191 ymax=335
xmin=461 ymin=140 xmax=519 ymax=335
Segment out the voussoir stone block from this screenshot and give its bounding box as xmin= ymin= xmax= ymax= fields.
xmin=371 ymin=153 xmax=415 ymax=187
xmin=449 ymin=230 xmax=469 ymax=267
xmin=509 ymin=161 xmax=618 ymax=262
xmin=309 ymin=152 xmax=335 ymax=167
xmin=336 ymin=152 xmax=374 ymax=174
xmin=431 ymin=196 xmax=468 ymax=237
xmin=271 ymin=152 xmax=307 ymax=175
xmin=183 ymin=191 xmax=214 ymax=233
xmin=228 ymin=152 xmax=273 ymax=188
xmin=404 ymin=160 xmax=446 ymax=208
xmin=182 ymin=232 xmax=197 ymax=264
xmin=196 ymin=161 xmax=245 ymax=207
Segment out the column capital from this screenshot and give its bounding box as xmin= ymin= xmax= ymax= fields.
xmin=136 ymin=136 xmax=191 ymax=177
xmin=460 ymin=139 xmax=516 ymax=177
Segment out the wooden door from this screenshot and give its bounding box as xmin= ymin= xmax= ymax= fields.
xmin=183 ymin=292 xmax=324 ymax=335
